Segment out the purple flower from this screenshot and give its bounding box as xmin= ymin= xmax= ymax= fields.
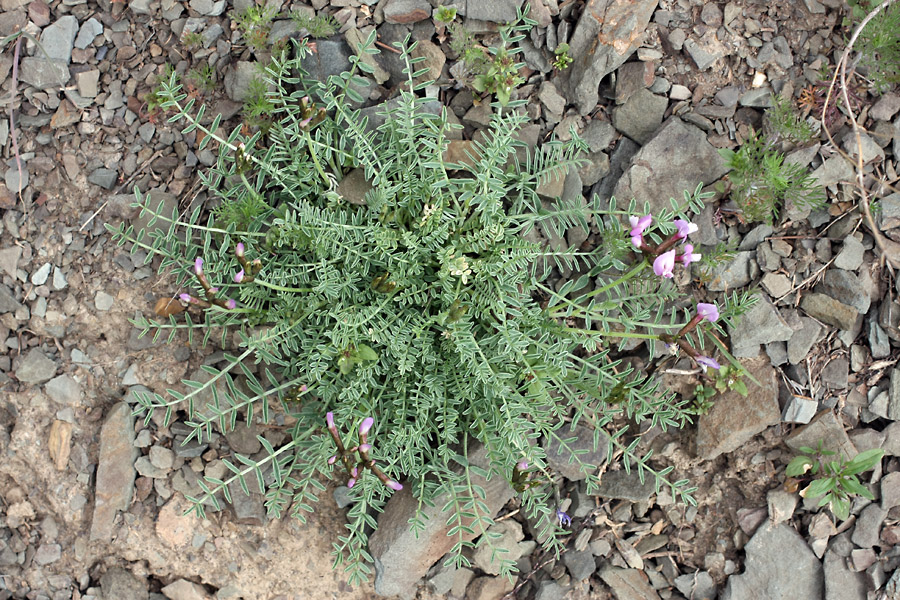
xmin=225 ymin=298 xmax=237 ymax=310
xmin=298 ymin=385 xmax=308 ymax=393
xmin=629 ymin=214 xmax=652 ymax=248
xmin=326 ymin=412 xmax=335 ymax=429
xmin=697 ymin=303 xmax=719 ymax=323
xmin=234 ymin=269 xmax=245 ymax=283
xmin=674 ymin=219 xmax=698 ymax=240
xmin=679 ymin=244 xmax=701 ymax=266
xmin=299 ymin=117 xmax=312 ymax=128
xmin=347 ymin=478 xmax=356 ymax=488
xmin=235 ymin=243 xmax=245 ymax=258
xmin=327 ymin=455 xmax=337 ymax=465
xmin=386 ymin=480 xmax=403 ymax=491
xmin=556 ymin=509 xmax=572 ymax=528
xmin=696 ymin=355 xmax=721 ymax=371
xmin=179 ymin=293 xmax=193 ymax=303
xmin=517 ymin=460 xmax=528 ymax=470
xmin=653 ymin=249 xmax=677 ymax=278
xmin=359 ymin=417 xmax=374 ymax=436
xmin=194 ymin=257 xmax=204 ymax=276
xmin=359 ymin=443 xmax=372 ymax=453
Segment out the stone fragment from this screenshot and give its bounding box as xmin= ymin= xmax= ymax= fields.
xmin=729 ymin=296 xmax=792 ymax=357
xmin=674 ymin=571 xmax=716 ymax=600
xmin=0 ymin=283 xmax=22 ymax=313
xmin=369 ymin=443 xmax=514 ymax=597
xmin=545 ymin=424 xmax=608 ymax=481
xmin=761 ymin=272 xmax=792 ymax=298
xmin=91 ymin=403 xmax=137 ymax=541
xmin=88 ymin=168 xmax=117 ymax=190
xmin=887 ymin=368 xmax=900 ymax=420
xmin=599 ymin=566 xmax=661 ymax=600
xmin=834 ymin=237 xmax=865 ymax=270
xmin=818 ymin=269 xmax=871 ymax=315
xmin=156 ymin=494 xmax=202 ymax=548
xmin=472 ymin=520 xmax=525 ymax=575
xmin=800 ymin=293 xmax=860 ymax=331
xmin=100 ymin=567 xmax=149 ymax=600
xmin=788 ymin=317 xmax=823 ymax=365
xmin=851 ymin=504 xmax=887 ymax=548
xmin=613 ymin=118 xmax=727 ymax=217
xmin=45 ymin=374 xmax=82 ymax=405
xmin=15 ymin=349 xmax=57 ymax=384
xmin=785 ymin=410 xmax=857 ymax=459
xmin=466 ymin=575 xmax=514 ymax=600
xmin=767 ymin=489 xmax=797 ymax=524
xmin=612 ymin=88 xmax=667 ymax=144
xmin=705 ymin=251 xmax=753 ymax=292
xmin=782 ymin=396 xmax=817 ymax=424
xmin=582 ymin=120 xmax=616 ymax=152
xmin=0 ymin=245 xmax=21 ymax=278
xmin=33 ymin=543 xmax=61 ymax=565
xmin=31 ymin=262 xmax=51 ymax=285
xmin=596 ymin=470 xmax=656 ymax=502
xmin=383 ymin=0 xmax=431 ymax=24
xmin=563 ymin=548 xmax=597 ymax=581
xmin=74 ymin=17 xmax=102 ymax=49
xmin=40 ymin=16 xmax=78 ymax=63
xmin=564 ymin=0 xmax=659 ymax=114
xmin=881 ymin=471 xmax=900 ymax=509
xmin=18 ymin=57 xmax=69 ymax=89
xmin=48 ymin=420 xmax=72 ymax=470
xmin=721 ymin=523 xmax=822 ymax=600
xmin=684 ymin=38 xmax=721 ymax=70
xmin=696 ymin=356 xmax=780 ymax=460
xmin=161 ymin=579 xmax=208 ymax=600
xmin=824 ymin=550 xmax=865 ymax=600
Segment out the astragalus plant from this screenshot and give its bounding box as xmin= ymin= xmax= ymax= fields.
xmin=109 ymin=34 xmax=750 ymax=582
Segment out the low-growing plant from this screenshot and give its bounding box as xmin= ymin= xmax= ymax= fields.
xmin=186 ymin=64 xmax=217 ymax=94
xmin=447 ymin=7 xmax=533 ymax=105
xmin=785 ymin=442 xmax=884 ymax=521
xmin=844 ymin=0 xmax=900 ymax=93
xmin=690 ymin=363 xmax=747 ymax=415
xmin=109 ymin=34 xmax=755 ymax=583
xmin=291 ymin=12 xmax=339 ymax=39
xmin=765 ymin=94 xmax=817 ymax=146
xmin=182 ymin=30 xmax=204 ymax=49
xmin=231 ymin=3 xmax=278 ymax=52
xmin=552 ymin=43 xmax=573 ymax=71
xmin=719 ymin=131 xmax=825 ymax=225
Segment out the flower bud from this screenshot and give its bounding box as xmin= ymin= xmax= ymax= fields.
xmin=347 ymin=478 xmax=356 ymax=488
xmin=226 ymin=299 xmax=237 ymax=310
xmin=386 ymin=480 xmax=403 ymax=491
xmin=235 ymin=243 xmax=245 ymax=258
xmin=359 ymin=417 xmax=374 ymax=436
xmin=194 ymin=257 xmax=204 ymax=276
xmin=234 ymin=269 xmax=245 ymax=283
xmin=327 ymin=455 xmax=336 ymax=465
xmin=359 ymin=444 xmax=372 ymax=453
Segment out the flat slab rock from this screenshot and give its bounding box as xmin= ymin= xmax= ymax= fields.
xmin=696 ymin=356 xmax=780 ymax=460
xmin=722 ymin=523 xmax=823 ymax=600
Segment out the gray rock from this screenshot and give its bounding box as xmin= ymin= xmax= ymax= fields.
xmin=472 ymin=520 xmax=525 ymax=575
xmin=539 ymin=81 xmax=567 ymax=116
xmin=33 ymin=543 xmax=61 ymax=565
xmin=599 ymin=566 xmax=662 ymax=600
xmin=370 ymin=443 xmax=514 ymax=597
xmin=224 ymin=61 xmax=264 ymax=103
xmin=135 ymin=456 xmax=168 ymax=478
xmin=383 ymin=0 xmax=431 ymax=23
xmin=563 ymin=0 xmax=659 ymax=115
xmin=761 ymin=272 xmax=792 ymax=298
xmin=582 ymin=120 xmax=616 ymax=152
xmin=834 ymin=237 xmax=865 ymax=270
xmin=535 ymin=580 xmax=571 ymax=600
xmin=596 ymin=470 xmax=656 ymax=502
xmin=824 ymin=550 xmax=865 ymax=600
xmin=31 ymin=262 xmax=51 ymax=285
xmin=612 ymin=89 xmax=668 ymax=145
xmin=563 ymin=548 xmax=597 ymax=581
xmin=842 ymin=131 xmax=884 ymax=164
xmin=161 ymin=579 xmax=209 ymax=600
xmin=225 ymin=422 xmax=262 ymax=455
xmin=0 ymin=246 xmax=21 ymax=279
xmin=88 ymin=168 xmax=117 ymax=190
xmin=785 ymin=410 xmax=857 ymax=460
xmin=458 ymin=0 xmax=523 ymax=23
xmin=545 ymin=424 xmax=609 ymax=481
xmin=674 ymin=571 xmax=716 ymax=600
xmin=729 ymin=296 xmax=793 ymax=357
xmin=684 ymin=38 xmax=720 ymax=71
xmin=721 ymin=523 xmax=823 ymax=600
xmin=613 ymin=118 xmax=728 ymax=217
xmin=739 ymin=87 xmax=773 ymax=107
xmin=74 ymin=18 xmax=102 ymax=50
xmin=788 ymin=317 xmax=823 ymax=365
xmin=811 ymin=156 xmax=854 ymax=189
xmin=887 ymin=367 xmax=900 ymax=421
xmin=91 ymin=403 xmax=138 ymax=541
xmin=228 ymin=483 xmax=266 ymax=525
xmin=45 ymin=374 xmax=82 ymax=405
xmin=705 ymin=251 xmax=753 ymax=292
xmin=18 ymin=57 xmax=69 ymax=90
xmin=870 ymin=92 xmax=900 ymax=121
xmin=0 ymin=284 xmax=22 ymax=314
xmin=15 ymin=349 xmax=57 ymax=384
xmin=800 ymin=293 xmax=861 ymax=331
xmin=129 ymin=0 xmax=152 ymax=13
xmin=697 ymin=356 xmax=780 ymax=460
xmin=767 ymin=489 xmax=798 ymax=524
xmin=782 ymin=396 xmax=818 ymax=424
xmin=300 ymin=39 xmax=353 ymax=83
xmin=881 ymin=471 xmax=900 ymax=509
xmin=851 ymin=503 xmax=886 ymax=548
xmin=100 ymin=567 xmax=149 ymax=600
xmin=40 ymin=16 xmax=78 ymax=63
xmin=95 ymin=291 xmax=115 ymax=311
xmin=739 ymin=224 xmax=774 ymax=251
xmin=818 ymin=270 xmax=871 ymax=315
xmin=52 ymin=267 xmax=68 ymax=291
xmin=149 ymin=445 xmax=175 ymax=470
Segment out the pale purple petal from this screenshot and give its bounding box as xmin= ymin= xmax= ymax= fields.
xmin=631 ymin=234 xmax=643 ymax=249
xmin=386 ymin=480 xmax=403 ymax=491
xmin=234 ymin=269 xmax=245 ymax=283
xmin=347 ymin=478 xmax=356 ymax=488
xmin=359 ymin=417 xmax=374 ymax=435
xmin=327 ymin=455 xmax=337 ymax=465
xmin=653 ymin=250 xmax=676 ymax=278
xmin=225 ymin=299 xmax=237 ymax=310
xmin=629 ymin=214 xmax=652 ymax=237
xmin=179 ymin=293 xmax=193 ymax=303
xmin=194 ymin=257 xmax=204 ymax=276
xmin=696 ymin=355 xmax=721 ymax=370
xmin=674 ymin=219 xmax=698 ymax=240
xmin=326 ymin=412 xmax=335 ymax=428
xmin=697 ymin=303 xmax=720 ymax=322
xmin=517 ymin=460 xmax=528 ymax=470
xmin=679 ymin=243 xmax=701 ymax=266
xmin=359 ymin=444 xmax=372 ymax=453
xmin=236 ymin=243 xmax=245 ymax=257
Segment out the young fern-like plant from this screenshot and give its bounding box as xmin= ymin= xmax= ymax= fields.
xmin=108 ymin=33 xmax=747 ymax=583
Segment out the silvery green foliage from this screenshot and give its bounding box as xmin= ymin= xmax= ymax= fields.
xmin=108 ymin=34 xmax=735 ymax=582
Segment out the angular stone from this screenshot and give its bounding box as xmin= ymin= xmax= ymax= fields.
xmin=383 ymin=0 xmax=431 ymax=24
xmin=788 ymin=317 xmax=823 ymax=365
xmin=563 ymin=0 xmax=659 ymax=115
xmin=466 ymin=576 xmax=515 ymax=600
xmin=818 ymin=270 xmax=871 ymax=315
xmin=800 ymin=293 xmax=860 ymax=331
xmin=696 ymin=356 xmax=780 ymax=460
xmin=613 ymin=118 xmax=728 ymax=218
xmin=564 ymin=548 xmax=597 ymax=581
xmin=369 ymin=443 xmax=514 ymax=597
xmin=881 ymin=471 xmax=900 ymax=510
xmin=599 ymin=566 xmax=661 ymax=600
xmin=674 ymin=571 xmax=716 ymax=600
xmin=612 ymin=88 xmax=667 ymax=144
xmin=39 ymin=16 xmax=78 ymax=63
xmin=851 ymin=504 xmax=886 ymax=548
xmin=545 ymin=424 xmax=609 ymax=481
xmin=161 ymin=579 xmax=208 ymax=600
xmin=722 ymin=523 xmax=823 ymax=600
xmin=705 ymin=250 xmax=753 ymax=292
xmin=729 ymin=296 xmax=792 ymax=357
xmin=15 ymin=348 xmax=57 ymax=384
xmin=888 ymin=368 xmax=900 ymax=420
xmin=91 ymin=403 xmax=138 ymax=541
xmin=100 ymin=567 xmax=149 ymax=600
xmin=782 ymin=396 xmax=817 ymax=424
xmin=785 ymin=410 xmax=857 ymax=460
xmin=472 ymin=520 xmax=525 ymax=575
xmin=45 ymin=374 xmax=82 ymax=405
xmin=596 ymin=470 xmax=656 ymax=502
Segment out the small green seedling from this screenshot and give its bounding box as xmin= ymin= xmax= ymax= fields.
xmin=232 ymin=4 xmax=278 ymax=51
xmin=785 ymin=443 xmax=884 ymax=521
xmin=434 ymin=5 xmax=458 ymax=23
xmin=552 ymin=43 xmax=572 ymax=70
xmin=691 ymin=363 xmax=747 ymax=415
xmin=291 ymin=12 xmax=339 ymax=38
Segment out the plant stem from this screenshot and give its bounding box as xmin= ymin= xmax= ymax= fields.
xmin=303 ymin=129 xmax=332 ymax=189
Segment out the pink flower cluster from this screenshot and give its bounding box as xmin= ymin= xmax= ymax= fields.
xmin=326 ymin=413 xmax=403 ymax=492
xmin=629 ymin=215 xmax=702 ymax=278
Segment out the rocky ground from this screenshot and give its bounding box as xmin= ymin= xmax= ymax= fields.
xmin=1 ymin=0 xmax=900 ymax=598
